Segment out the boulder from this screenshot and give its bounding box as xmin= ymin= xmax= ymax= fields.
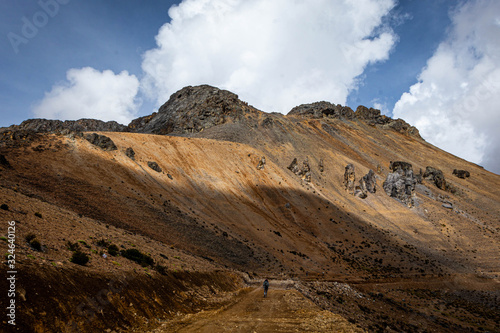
xmin=125 ymin=147 xmax=135 ymax=160
xmin=147 ymin=161 xmax=162 ymax=173
xmin=452 ymin=169 xmax=470 ymax=179
xmin=423 ymin=166 xmax=447 ymax=190
xmin=85 ymin=133 xmax=117 ymax=151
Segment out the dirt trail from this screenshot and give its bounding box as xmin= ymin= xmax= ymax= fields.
xmin=153 ymin=287 xmax=363 ymax=332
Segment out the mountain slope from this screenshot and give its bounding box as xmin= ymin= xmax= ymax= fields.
xmin=0 ymin=85 xmax=498 ymax=332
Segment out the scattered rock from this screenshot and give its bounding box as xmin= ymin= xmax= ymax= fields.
xmin=383 ymin=161 xmax=417 ymax=207
xmin=318 ymin=159 xmax=324 ymax=173
xmin=442 ymin=202 xmax=453 ymax=209
xmin=288 ymin=158 xmax=311 ymax=182
xmin=256 ymin=157 xmax=266 ymax=170
xmin=453 ymin=169 xmax=470 ymax=179
xmin=85 ymin=133 xmax=117 ymax=151
xmin=147 ymin=161 xmax=162 ymax=173
xmin=125 ymin=147 xmax=135 ymax=160
xmin=423 ymin=166 xmax=447 ymax=190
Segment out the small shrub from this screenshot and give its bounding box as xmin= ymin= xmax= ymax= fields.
xmin=34 ymin=212 xmax=42 ymax=218
xmin=121 ymin=248 xmax=154 ymax=267
xmin=78 ymin=240 xmax=90 ymax=248
xmin=0 ymin=236 xmax=7 ymax=242
xmin=96 ymin=239 xmax=110 ymax=248
xmin=66 ymin=241 xmax=80 ymax=252
xmin=108 ymin=244 xmax=119 ymax=256
xmin=154 ymin=264 xmax=168 ymax=275
xmin=25 ymin=234 xmax=37 ymax=243
xmin=29 ymin=239 xmax=42 ymax=252
xmin=0 ymin=204 xmax=8 ymax=210
xmin=70 ymin=251 xmax=89 ymax=266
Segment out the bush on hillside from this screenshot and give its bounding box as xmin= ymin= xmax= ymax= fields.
xmin=70 ymin=251 xmax=89 ymax=266
xmin=107 ymin=244 xmax=119 ymax=256
xmin=121 ymin=248 xmax=154 ymax=267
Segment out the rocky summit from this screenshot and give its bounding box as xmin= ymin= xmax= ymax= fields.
xmin=0 ymin=85 xmax=499 ymax=333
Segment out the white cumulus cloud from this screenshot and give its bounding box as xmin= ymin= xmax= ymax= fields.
xmin=141 ymin=0 xmax=397 ymax=113
xmin=33 ymin=67 xmax=140 ymax=125
xmin=393 ymin=0 xmax=500 ymax=174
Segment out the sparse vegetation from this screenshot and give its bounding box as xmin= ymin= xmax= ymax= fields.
xmin=108 ymin=244 xmax=119 ymax=256
xmin=154 ymin=263 xmax=168 ymax=275
xmin=121 ymin=248 xmax=154 ymax=267
xmin=66 ymin=241 xmax=80 ymax=252
xmin=78 ymin=240 xmax=91 ymax=248
xmin=25 ymin=234 xmax=42 ymax=251
xmin=25 ymin=234 xmax=37 ymax=243
xmin=29 ymin=238 xmax=42 ymax=252
xmin=70 ymin=250 xmax=89 ymax=266
xmin=96 ymin=238 xmax=110 ymax=248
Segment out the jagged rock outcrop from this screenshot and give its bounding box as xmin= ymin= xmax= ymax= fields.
xmin=147 ymin=161 xmax=162 ymax=173
xmin=423 ymin=166 xmax=447 ymax=190
xmin=355 ymin=106 xmax=420 ymax=137
xmin=288 ymin=158 xmax=311 ymax=182
xmin=288 ymin=102 xmax=355 ymax=120
xmin=287 ymin=103 xmax=419 ymax=137
xmin=344 ymin=165 xmax=376 ymax=199
xmin=85 ymin=133 xmax=117 ymax=151
xmin=453 ymin=169 xmax=470 ymax=179
xmin=383 ymin=161 xmax=417 ymax=207
xmin=130 ymin=85 xmax=261 ymax=135
xmin=0 ymin=118 xmax=126 ymax=134
xmin=343 ymin=164 xmax=356 ymax=194
xmin=360 ymin=169 xmax=377 ymax=195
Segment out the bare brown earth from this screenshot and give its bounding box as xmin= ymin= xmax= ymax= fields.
xmin=153 ymin=285 xmax=363 ymax=332
xmin=0 ymin=100 xmax=499 ymax=332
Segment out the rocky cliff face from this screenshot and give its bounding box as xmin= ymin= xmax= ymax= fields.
xmin=130 ymin=85 xmax=262 ymax=135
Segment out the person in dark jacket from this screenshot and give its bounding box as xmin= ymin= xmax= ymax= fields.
xmin=263 ymin=279 xmax=269 ymax=297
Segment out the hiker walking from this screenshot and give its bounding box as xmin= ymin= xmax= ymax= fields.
xmin=263 ymin=279 xmax=269 ymax=297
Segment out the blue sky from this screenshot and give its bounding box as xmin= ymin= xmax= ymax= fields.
xmin=1 ymin=0 xmax=499 ymax=173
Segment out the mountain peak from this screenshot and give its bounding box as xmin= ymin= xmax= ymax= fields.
xmin=130 ymin=85 xmax=262 ymax=135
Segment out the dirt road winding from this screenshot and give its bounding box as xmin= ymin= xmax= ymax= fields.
xmin=153 ymin=287 xmax=363 ymax=332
